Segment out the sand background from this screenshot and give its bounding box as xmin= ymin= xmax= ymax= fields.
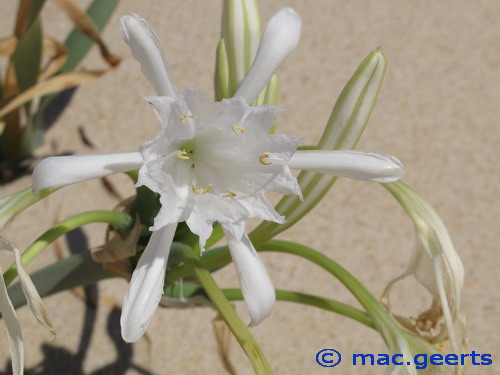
xmin=0 ymin=0 xmax=498 ymax=374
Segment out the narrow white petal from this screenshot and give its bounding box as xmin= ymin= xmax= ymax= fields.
xmin=433 ymin=257 xmax=458 ymax=354
xmin=285 ymin=150 xmax=405 ymax=183
xmin=0 ymin=264 xmax=23 ymax=375
xmin=13 ymin=247 xmax=55 ymax=338
xmin=223 ymin=227 xmax=275 ymax=326
xmin=235 ymin=8 xmax=301 ymax=103
xmin=121 ymin=224 xmax=177 ymax=343
xmin=120 ymin=14 xmax=177 ymax=97
xmin=32 ymin=152 xmax=143 ymax=192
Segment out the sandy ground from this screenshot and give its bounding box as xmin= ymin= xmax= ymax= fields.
xmin=0 ymin=1 xmax=499 ymax=374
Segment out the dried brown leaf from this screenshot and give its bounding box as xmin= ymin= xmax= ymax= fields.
xmin=91 ymin=197 xmax=140 ymax=265
xmin=0 ymin=37 xmax=17 ymax=56
xmin=0 ymin=70 xmax=104 ymax=117
xmin=50 ymin=0 xmax=120 ymax=67
xmin=39 ymin=36 xmax=68 ymax=80
xmin=14 ymin=0 xmax=31 ymax=37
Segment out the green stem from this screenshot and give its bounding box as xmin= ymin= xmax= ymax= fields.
xmin=223 ymin=288 xmax=374 ymax=330
xmin=168 ymin=240 xmax=396 ymax=334
xmin=3 ymin=210 xmax=132 ymax=286
xmin=180 ymin=245 xmax=274 ymax=375
xmin=260 ymin=240 xmax=409 ymax=349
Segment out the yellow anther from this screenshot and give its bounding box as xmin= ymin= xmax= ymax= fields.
xmin=192 ymin=184 xmax=213 ymax=194
xmin=231 ymin=124 xmax=246 ymax=135
xmin=201 ymin=184 xmax=213 ymax=194
xmin=179 ymin=114 xmax=197 ymax=123
xmin=223 ymin=191 xmax=237 ymax=198
xmin=259 ymin=152 xmax=272 ymax=165
xmin=175 ymin=149 xmax=190 ymax=160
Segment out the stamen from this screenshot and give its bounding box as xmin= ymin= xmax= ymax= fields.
xmin=223 ymin=191 xmax=237 ymax=198
xmin=231 ymin=124 xmax=246 ymax=135
xmin=175 ymin=149 xmax=190 ymax=160
xmin=192 ymin=184 xmax=213 ymax=194
xmin=259 ymin=152 xmax=272 ymax=165
xmin=201 ymin=184 xmax=213 ymax=194
xmin=179 ymin=114 xmax=198 ymax=123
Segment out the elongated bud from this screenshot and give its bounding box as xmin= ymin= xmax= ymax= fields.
xmin=221 ymin=0 xmax=262 ymax=96
xmin=251 ymin=48 xmax=388 ymax=245
xmin=319 ymin=47 xmax=387 ymax=150
xmin=214 ymin=39 xmax=230 ymax=101
xmin=221 ymin=0 xmax=245 ymax=94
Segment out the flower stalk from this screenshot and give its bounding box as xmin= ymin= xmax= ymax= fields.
xmin=3 ymin=210 xmax=132 ymax=286
xmin=0 ymin=186 xmax=57 ymax=231
xmin=179 ymin=244 xmax=274 ymax=375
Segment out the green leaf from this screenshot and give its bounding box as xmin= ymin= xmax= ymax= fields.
xmin=13 ymin=17 xmax=42 ymax=95
xmin=26 ymin=0 xmax=47 ymax=26
xmin=12 ymin=13 xmax=43 ymax=154
xmin=60 ymin=0 xmax=120 ymax=73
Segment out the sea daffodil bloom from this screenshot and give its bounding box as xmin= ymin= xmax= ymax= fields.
xmin=32 ymin=10 xmax=404 ymax=343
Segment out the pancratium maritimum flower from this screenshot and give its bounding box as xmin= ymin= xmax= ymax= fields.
xmin=32 ymin=9 xmax=404 ymax=343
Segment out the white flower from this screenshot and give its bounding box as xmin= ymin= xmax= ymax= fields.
xmin=0 ymin=238 xmax=54 ymax=375
xmin=32 ymin=10 xmax=404 ymax=343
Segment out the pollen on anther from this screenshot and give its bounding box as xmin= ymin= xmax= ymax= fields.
xmin=176 ymin=149 xmax=190 ymax=160
xmin=192 ymin=184 xmax=213 ymax=194
xmin=231 ymin=124 xmax=246 ymax=135
xmin=201 ymin=184 xmax=213 ymax=194
xmin=180 ymin=114 xmax=197 ymax=124
xmin=223 ymin=191 xmax=237 ymax=198
xmin=259 ymin=152 xmax=272 ymax=165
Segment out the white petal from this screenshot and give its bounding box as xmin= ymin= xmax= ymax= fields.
xmin=235 ymin=8 xmax=301 ymax=103
xmin=121 ymin=224 xmax=177 ymax=342
xmin=120 ymin=14 xmax=177 ymax=97
xmin=285 ymin=150 xmax=405 ymax=183
xmin=223 ymin=227 xmax=275 ymax=326
xmin=32 ymin=152 xmax=143 ymax=192
xmin=0 ymin=263 xmax=23 ymax=375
